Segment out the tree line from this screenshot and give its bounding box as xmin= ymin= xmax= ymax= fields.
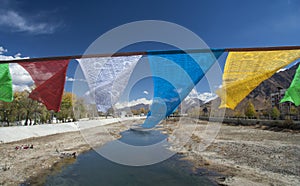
xmin=0 ymin=91 xmax=86 ymax=126
xmin=187 ymin=100 xmax=300 ymax=120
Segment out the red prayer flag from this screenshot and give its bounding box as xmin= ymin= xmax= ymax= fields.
xmin=19 ymin=60 xmax=70 ymax=112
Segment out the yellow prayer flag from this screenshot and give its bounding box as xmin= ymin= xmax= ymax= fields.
xmin=216 ymin=50 xmax=300 ymax=109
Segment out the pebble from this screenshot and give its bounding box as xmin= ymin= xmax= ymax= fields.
xmin=1 ymin=164 xmax=10 ymax=171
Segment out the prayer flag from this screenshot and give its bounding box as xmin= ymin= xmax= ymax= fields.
xmin=19 ymin=60 xmax=70 ymax=112
xmin=0 ymin=63 xmax=13 ymax=102
xmin=77 ymin=55 xmax=142 ymax=112
xmin=280 ymin=64 xmax=300 ymax=106
xmin=216 ymin=50 xmax=300 ymax=109
xmin=142 ymin=50 xmax=224 ymax=128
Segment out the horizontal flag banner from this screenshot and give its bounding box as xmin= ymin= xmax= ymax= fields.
xmin=2 ymin=47 xmax=300 ymax=118
xmin=280 ymin=64 xmax=300 ymax=106
xmin=216 ymin=50 xmax=300 ymax=109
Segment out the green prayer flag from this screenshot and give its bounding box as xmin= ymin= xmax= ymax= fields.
xmin=0 ymin=63 xmax=13 ymax=102
xmin=280 ymin=65 xmax=300 ymax=106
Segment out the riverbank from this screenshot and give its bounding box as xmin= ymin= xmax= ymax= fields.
xmin=162 ymin=119 xmax=300 ymax=186
xmin=0 ymin=119 xmax=299 ymax=185
xmin=0 ymin=118 xmax=142 ymax=185
xmin=0 ymin=117 xmax=144 ymax=143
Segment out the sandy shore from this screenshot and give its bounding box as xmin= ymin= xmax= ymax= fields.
xmin=162 ymin=119 xmax=300 ymax=186
xmin=0 ymin=118 xmax=299 ymax=185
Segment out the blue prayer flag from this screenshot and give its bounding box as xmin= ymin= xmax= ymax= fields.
xmin=142 ymin=50 xmax=224 ymax=128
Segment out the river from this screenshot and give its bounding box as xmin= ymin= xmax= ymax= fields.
xmin=43 ymin=129 xmax=217 ymax=186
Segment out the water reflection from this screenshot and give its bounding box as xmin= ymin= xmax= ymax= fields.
xmin=97 ymin=129 xmax=173 ymax=166
xmin=44 ymin=129 xmax=216 ymax=186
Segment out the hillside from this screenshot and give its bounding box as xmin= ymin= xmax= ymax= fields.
xmin=211 ymin=63 xmax=299 ymax=116
xmin=114 ymin=63 xmax=299 ymax=116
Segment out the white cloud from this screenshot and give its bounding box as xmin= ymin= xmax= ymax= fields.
xmin=0 ymin=10 xmax=58 ymax=34
xmin=0 ymin=47 xmax=32 ymax=91
xmin=14 ymin=53 xmax=21 ymax=58
xmin=143 ymin=90 xmax=149 ymax=95
xmin=214 ymin=84 xmax=222 ymax=89
xmin=0 ymin=46 xmax=8 ymax=54
xmin=12 ymin=84 xmax=32 ymax=92
xmin=9 ymin=63 xmax=33 ymax=91
xmin=115 ymin=98 xmax=152 ymax=109
xmin=66 ymin=77 xmax=87 ymax=82
xmin=185 ymin=89 xmax=218 ymax=103
xmin=66 ymin=77 xmax=75 ymax=82
xmin=0 ymin=53 xmax=29 ymax=61
xmin=199 ymin=92 xmax=218 ymax=103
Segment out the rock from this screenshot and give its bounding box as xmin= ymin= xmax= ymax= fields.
xmin=261 ymin=125 xmax=269 ymax=130
xmin=59 ymin=152 xmax=76 ymax=159
xmin=178 ymin=151 xmax=188 ymax=155
xmin=216 ymin=176 xmax=226 ymax=182
xmin=1 ymin=164 xmax=10 ymax=171
xmin=254 ymin=124 xmax=261 ymax=128
xmin=204 ymin=162 xmax=210 ymax=166
xmin=282 ymin=129 xmax=292 ymax=133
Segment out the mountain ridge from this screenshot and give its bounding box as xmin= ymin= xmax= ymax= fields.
xmin=208 ymin=63 xmax=299 ymax=116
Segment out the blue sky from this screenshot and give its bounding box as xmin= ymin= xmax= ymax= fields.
xmin=1 ymin=0 xmax=300 ymax=101
xmin=1 ymin=0 xmax=300 ymax=57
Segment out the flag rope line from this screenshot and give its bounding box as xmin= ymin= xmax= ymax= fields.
xmin=1 ymin=45 xmax=300 ymax=64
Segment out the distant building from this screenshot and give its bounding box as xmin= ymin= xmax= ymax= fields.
xmin=271 ymin=88 xmax=286 ymax=109
xmin=271 ymin=88 xmax=292 ymax=119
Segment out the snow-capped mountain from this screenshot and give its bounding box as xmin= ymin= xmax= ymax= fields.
xmin=183 ymin=89 xmax=218 ymax=105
